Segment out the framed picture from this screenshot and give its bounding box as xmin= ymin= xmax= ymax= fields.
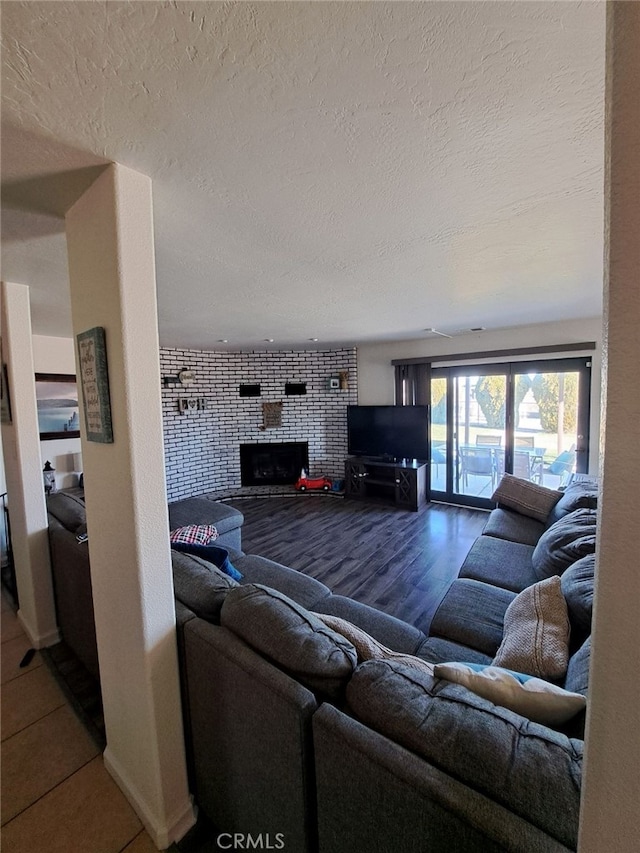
xmin=35 ymin=373 xmax=80 ymax=440
xmin=76 ymin=326 xmax=113 ymax=443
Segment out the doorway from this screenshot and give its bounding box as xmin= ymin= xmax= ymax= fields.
xmin=430 ymin=358 xmax=591 ymax=508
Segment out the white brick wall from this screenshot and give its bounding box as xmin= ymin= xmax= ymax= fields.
xmin=160 ymin=348 xmax=358 ymax=500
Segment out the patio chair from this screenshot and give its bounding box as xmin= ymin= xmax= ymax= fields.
xmin=459 ymin=446 xmax=495 ymax=490
xmin=548 ymin=448 xmax=577 ymax=477
xmin=476 ymin=434 xmax=502 ymax=446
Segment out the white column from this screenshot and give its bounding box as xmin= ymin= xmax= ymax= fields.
xmin=579 ymin=3 xmax=640 ymax=850
xmin=65 ymin=164 xmax=195 ymax=848
xmin=0 ymin=281 xmax=59 ymax=646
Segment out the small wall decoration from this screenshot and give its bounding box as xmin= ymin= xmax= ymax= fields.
xmin=179 ymin=398 xmax=207 ymax=413
xmin=35 ymin=373 xmax=80 ymax=440
xmin=261 ymin=401 xmax=283 ymax=429
xmin=76 ymin=326 xmax=113 ymax=443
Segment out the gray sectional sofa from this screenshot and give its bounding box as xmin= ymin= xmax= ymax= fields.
xmin=45 ymin=489 xmax=244 ymax=681
xmin=171 ymin=479 xmax=597 ymax=852
xmin=46 ymin=479 xmax=598 ymax=852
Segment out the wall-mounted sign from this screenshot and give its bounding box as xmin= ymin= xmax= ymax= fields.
xmin=76 ymin=326 xmax=113 ymax=443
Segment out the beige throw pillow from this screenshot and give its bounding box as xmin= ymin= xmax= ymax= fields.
xmin=492 ymin=473 xmax=562 ymax=522
xmin=493 ymin=576 xmax=570 ymax=679
xmin=313 ymin=612 xmax=435 ymax=677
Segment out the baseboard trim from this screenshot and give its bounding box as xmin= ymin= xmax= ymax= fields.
xmin=17 ymin=610 xmax=60 ymax=648
xmin=103 ymin=747 xmax=197 ymax=848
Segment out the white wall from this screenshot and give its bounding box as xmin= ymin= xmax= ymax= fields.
xmin=357 ymin=317 xmax=602 ymax=474
xmin=32 ymin=334 xmax=82 ymax=490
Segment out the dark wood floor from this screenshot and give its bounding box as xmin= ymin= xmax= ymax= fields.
xmin=235 ymin=494 xmax=488 ymax=636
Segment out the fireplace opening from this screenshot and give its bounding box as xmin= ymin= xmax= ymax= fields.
xmin=240 ymin=442 xmax=309 ymax=487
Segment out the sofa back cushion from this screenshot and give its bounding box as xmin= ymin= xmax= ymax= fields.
xmin=532 ymin=508 xmax=597 ymax=581
xmin=346 ymin=659 xmax=583 ymax=849
xmin=564 ymin=637 xmax=591 ymax=698
xmin=561 ymin=554 xmax=595 ymax=644
xmin=171 ymin=550 xmax=238 ymax=622
xmin=46 ymin=491 xmax=87 ymax=534
xmin=546 ymin=482 xmax=598 ymax=527
xmin=221 ymin=584 xmax=357 ymax=698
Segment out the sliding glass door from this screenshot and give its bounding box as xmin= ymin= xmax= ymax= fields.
xmin=430 ymin=357 xmax=591 ymax=508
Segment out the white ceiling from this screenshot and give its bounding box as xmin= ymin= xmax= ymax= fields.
xmin=1 ymin=1 xmax=606 ymax=351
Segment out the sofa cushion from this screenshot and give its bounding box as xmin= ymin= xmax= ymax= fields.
xmin=532 ymin=508 xmax=597 ymax=580
xmin=564 ymin=637 xmax=591 ymax=698
xmin=46 ymin=491 xmax=87 ymax=534
xmin=429 ymin=579 xmax=516 ymax=657
xmin=482 ymin=507 xmax=545 ymax=547
xmin=414 ymin=636 xmax=493 ymax=666
xmin=493 ymin=576 xmax=570 ymax=680
xmin=171 ymin=541 xmax=242 ymax=581
xmin=433 ymin=662 xmax=586 ymax=726
xmin=346 ymin=660 xmax=583 ymax=849
xmin=171 ymin=550 xmax=239 ymax=622
xmin=234 ymin=554 xmax=331 ymax=610
xmin=458 ymin=536 xmax=538 ymax=593
xmin=547 ymin=482 xmax=598 ymax=527
xmin=168 ymin=497 xmax=244 ymax=536
xmin=561 ymin=554 xmax=595 ymax=640
xmin=220 ymin=584 xmax=357 ymax=698
xmin=491 ymin=473 xmax=562 ymax=522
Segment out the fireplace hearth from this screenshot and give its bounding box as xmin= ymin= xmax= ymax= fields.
xmin=240 ymin=442 xmax=309 ymax=487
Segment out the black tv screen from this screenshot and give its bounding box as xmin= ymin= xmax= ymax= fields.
xmin=347 ymin=405 xmax=429 ymax=461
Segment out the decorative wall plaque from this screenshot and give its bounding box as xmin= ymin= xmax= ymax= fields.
xmin=262 ymin=401 xmax=283 ymax=429
xmin=76 ymin=326 xmax=113 ymax=443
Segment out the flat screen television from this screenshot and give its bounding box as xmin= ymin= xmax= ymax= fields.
xmin=347 ymin=405 xmax=429 ymax=462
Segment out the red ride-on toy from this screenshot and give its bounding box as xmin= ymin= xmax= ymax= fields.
xmin=295 ymin=474 xmax=333 ymax=492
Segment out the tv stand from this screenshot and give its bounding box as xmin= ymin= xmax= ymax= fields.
xmin=344 ymin=457 xmax=428 ymax=512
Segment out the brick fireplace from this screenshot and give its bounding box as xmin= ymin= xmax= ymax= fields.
xmin=160 ymin=347 xmax=357 ymax=501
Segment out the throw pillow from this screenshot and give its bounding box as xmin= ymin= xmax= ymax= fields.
xmin=313 ymin=612 xmax=434 ymax=677
xmin=433 ymin=662 xmax=586 ymax=726
xmin=491 ymin=473 xmax=562 ymax=522
xmin=493 ymin=576 xmax=570 ymax=679
xmin=171 ymin=541 xmax=242 ymax=581
xmin=169 ymin=523 xmax=219 ymax=546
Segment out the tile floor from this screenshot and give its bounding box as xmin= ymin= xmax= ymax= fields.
xmin=1 ymin=588 xmax=159 ymax=853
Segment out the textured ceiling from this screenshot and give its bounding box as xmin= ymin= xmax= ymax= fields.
xmin=1 ymin=1 xmax=605 ymax=350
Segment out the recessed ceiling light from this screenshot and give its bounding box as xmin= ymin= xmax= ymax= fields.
xmin=264 ymin=338 xmax=274 ymax=343
xmin=309 ymin=338 xmax=319 ymax=342
xmin=218 ymin=339 xmax=228 ymax=343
